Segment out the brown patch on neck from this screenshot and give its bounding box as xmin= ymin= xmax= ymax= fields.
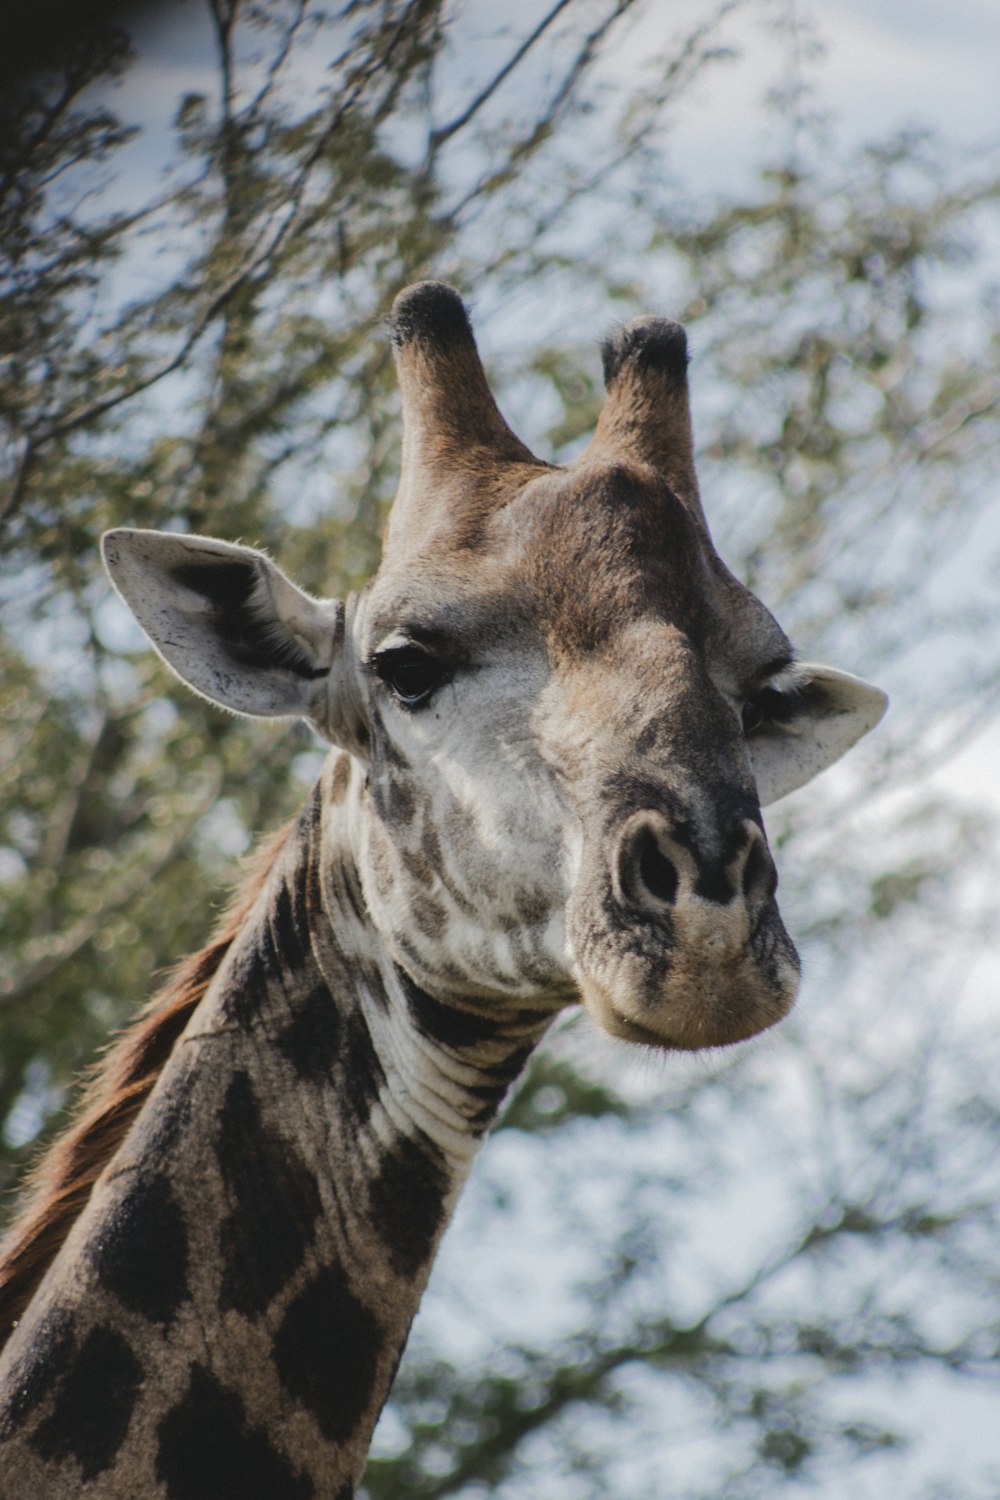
xmin=0 ymin=819 xmax=294 ymax=1351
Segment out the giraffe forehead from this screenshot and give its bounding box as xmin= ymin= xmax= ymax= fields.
xmin=500 ymin=461 xmax=712 ymax=652
xmin=367 ymin=459 xmax=782 ymax=676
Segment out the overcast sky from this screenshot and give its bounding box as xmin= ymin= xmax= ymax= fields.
xmin=117 ymin=0 xmax=1000 ymax=186
xmin=17 ymin=7 xmax=998 ymax=1491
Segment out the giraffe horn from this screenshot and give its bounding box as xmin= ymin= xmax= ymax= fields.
xmin=578 ymin=317 xmax=706 ymax=524
xmin=391 ymin=282 xmax=536 ymax=470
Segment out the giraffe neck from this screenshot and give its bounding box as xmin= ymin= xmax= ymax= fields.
xmin=0 ymin=754 xmax=552 ymax=1498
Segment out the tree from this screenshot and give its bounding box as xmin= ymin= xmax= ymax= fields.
xmin=1 ymin=0 xmax=707 ymax=1171
xmin=2 ymin=3 xmax=999 ymax=1495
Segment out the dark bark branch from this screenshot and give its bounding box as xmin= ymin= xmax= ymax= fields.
xmin=427 ymin=0 xmax=576 ymax=153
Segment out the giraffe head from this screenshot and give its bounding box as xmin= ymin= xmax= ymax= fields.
xmin=102 ymin=283 xmax=886 ymax=1051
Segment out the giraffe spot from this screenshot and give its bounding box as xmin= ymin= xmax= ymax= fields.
xmin=272 ymin=876 xmax=311 ymax=974
xmin=369 ymin=733 xmax=415 ymax=826
xmin=367 ymin=1134 xmax=448 ymax=1279
xmin=276 ymin=983 xmax=341 ymax=1082
xmin=342 ymin=1007 xmax=386 ymax=1123
xmin=417 ymin=826 xmax=476 ymax=917
xmin=411 ymin=890 xmax=447 ymax=939
xmin=30 ymin=1325 xmax=142 ymax=1481
xmin=391 ymin=930 xmax=426 ymax=971
xmin=300 ymin=778 xmax=323 ymax=829
xmin=224 ymin=852 xmax=322 ymax=1031
xmin=464 ymin=1079 xmax=515 ymax=1133
xmin=385 ymin=735 xmax=412 ymax=769
xmin=278 ymin=988 xmax=385 ymax=1120
xmin=487 ymin=1039 xmax=537 ymax=1087
xmin=509 ymin=928 xmax=561 ymax=986
xmin=420 ymin=820 xmax=443 ymax=867
xmin=339 ymin=862 xmax=369 ymax=926
xmin=359 ymin=953 xmax=391 ymax=1011
xmin=401 ymin=847 xmax=433 ymax=883
xmin=0 ymin=1308 xmax=75 ymax=1437
xmin=515 ymin=887 xmax=551 ymax=925
xmin=386 ymin=774 xmax=415 ymax=825
xmin=93 ymin=1171 xmax=189 ymax=1325
xmin=461 ymin=1041 xmax=538 ymax=1132
xmin=305 ymin=852 xmax=324 ymax=927
xmin=156 ymin=1363 xmax=312 ymax=1500
xmin=401 ymin=973 xmax=501 ymax=1049
xmin=367 ymin=818 xmax=396 ymax=890
xmin=274 ymin=1264 xmax=381 ymax=1444
xmin=328 ymin=753 xmax=351 ymax=805
xmin=217 ymin=1072 xmax=322 ymax=1319
xmin=223 ymin=942 xmax=272 ymax=1028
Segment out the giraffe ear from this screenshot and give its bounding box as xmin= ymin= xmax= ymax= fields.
xmin=748 ymin=663 xmax=888 ymax=806
xmin=101 ymin=529 xmax=359 ymax=743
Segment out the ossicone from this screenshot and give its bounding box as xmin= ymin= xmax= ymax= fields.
xmin=579 ymin=313 xmax=704 ymax=524
xmin=389 ymin=281 xmax=476 ymax=351
xmin=383 ymin=282 xmax=539 ymax=562
xmin=601 ymin=317 xmax=690 ymax=390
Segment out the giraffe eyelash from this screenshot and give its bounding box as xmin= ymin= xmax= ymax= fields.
xmin=371 ymin=643 xmax=453 ymax=709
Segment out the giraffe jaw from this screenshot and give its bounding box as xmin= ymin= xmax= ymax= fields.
xmin=573 ymin=905 xmax=801 ymax=1052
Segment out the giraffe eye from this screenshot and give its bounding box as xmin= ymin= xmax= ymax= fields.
xmin=373 ymin=645 xmax=451 ymax=709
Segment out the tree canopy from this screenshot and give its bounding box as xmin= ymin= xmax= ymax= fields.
xmin=2 ymin=3 xmax=999 ymax=1495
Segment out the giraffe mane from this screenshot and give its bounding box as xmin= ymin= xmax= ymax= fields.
xmin=0 ymin=818 xmax=295 ymax=1353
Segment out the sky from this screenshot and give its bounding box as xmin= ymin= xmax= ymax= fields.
xmin=661 ymin=0 xmax=1000 ymax=172
xmin=115 ymin=0 xmax=1000 ymax=191
xmin=18 ymin=3 xmax=1000 ymax=1492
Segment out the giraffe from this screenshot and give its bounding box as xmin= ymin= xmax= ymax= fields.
xmin=0 ymin=282 xmax=886 ymax=1497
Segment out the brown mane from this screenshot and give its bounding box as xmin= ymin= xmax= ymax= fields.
xmin=0 ymin=819 xmax=294 ymax=1352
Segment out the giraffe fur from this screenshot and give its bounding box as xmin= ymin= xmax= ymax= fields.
xmin=0 ymin=284 xmax=886 ymax=1495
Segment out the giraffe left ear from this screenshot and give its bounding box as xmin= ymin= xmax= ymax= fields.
xmin=748 ymin=663 xmax=888 ymax=806
xmin=101 ymin=529 xmax=361 ymax=744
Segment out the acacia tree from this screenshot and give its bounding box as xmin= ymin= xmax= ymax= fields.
xmin=2 ymin=3 xmax=1000 ymax=1496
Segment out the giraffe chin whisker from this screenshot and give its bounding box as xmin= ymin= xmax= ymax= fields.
xmin=575 ymin=937 xmax=801 ymax=1053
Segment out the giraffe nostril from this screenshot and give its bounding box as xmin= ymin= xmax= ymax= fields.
xmin=635 ymin=827 xmax=679 ymax=906
xmin=741 ymin=833 xmax=777 ymax=903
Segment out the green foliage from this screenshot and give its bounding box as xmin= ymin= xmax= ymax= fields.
xmin=498 ymin=1051 xmax=629 ymax=1134
xmin=1 ymin=0 xmax=734 ymax=1184
xmin=2 ymin=3 xmax=1000 ymax=1496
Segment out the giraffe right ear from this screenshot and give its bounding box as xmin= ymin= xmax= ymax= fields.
xmin=101 ymin=529 xmax=362 ymax=744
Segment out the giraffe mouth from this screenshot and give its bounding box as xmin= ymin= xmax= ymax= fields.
xmin=578 ymin=960 xmax=799 ymax=1050
xmin=572 ymin=899 xmax=801 ymax=1052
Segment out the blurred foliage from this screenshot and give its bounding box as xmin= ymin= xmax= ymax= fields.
xmin=2 ymin=2 xmax=1000 ymax=1496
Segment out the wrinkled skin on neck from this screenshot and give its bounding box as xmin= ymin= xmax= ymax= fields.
xmin=351 ymin=456 xmax=799 ymax=1050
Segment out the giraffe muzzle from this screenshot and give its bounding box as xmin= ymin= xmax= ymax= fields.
xmin=571 ymin=807 xmax=800 ymax=1051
